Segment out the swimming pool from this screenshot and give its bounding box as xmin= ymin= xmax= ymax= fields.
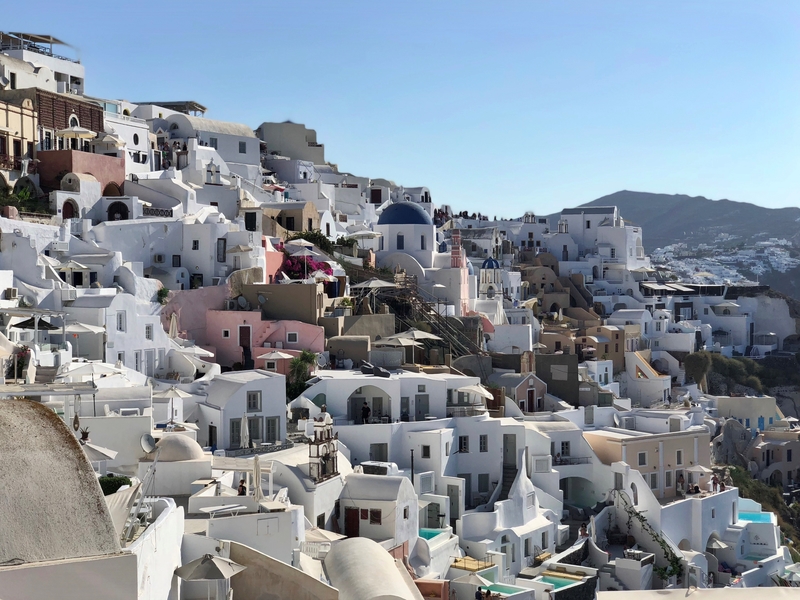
xmin=488 ymin=583 xmax=527 ymax=595
xmin=742 ymin=554 xmax=767 ymax=562
xmin=737 ymin=511 xmax=774 ymax=523
xmin=535 ymin=575 xmax=577 ymax=589
xmin=418 ymin=527 xmax=446 ymax=540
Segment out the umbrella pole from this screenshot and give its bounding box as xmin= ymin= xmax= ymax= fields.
xmin=92 ymin=373 xmax=96 ymax=417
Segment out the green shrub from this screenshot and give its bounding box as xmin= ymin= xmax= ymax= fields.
xmin=744 ymin=375 xmax=763 ymax=393
xmin=98 ymin=475 xmax=131 ymax=496
xmin=157 ymin=287 xmax=170 ymax=304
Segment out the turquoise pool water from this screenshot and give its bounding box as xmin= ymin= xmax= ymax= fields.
xmin=536 ymin=576 xmax=576 ymax=589
xmin=742 ymin=554 xmax=766 ymax=561
xmin=738 ymin=511 xmax=773 ymax=523
xmin=488 ymin=583 xmax=527 ymax=595
xmin=418 ymin=528 xmax=446 ymax=540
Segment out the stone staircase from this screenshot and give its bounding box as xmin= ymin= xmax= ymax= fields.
xmin=599 ymin=564 xmax=628 ymax=591
xmin=498 ymin=464 xmax=518 ymax=501
xmin=35 ymin=366 xmax=58 ymax=384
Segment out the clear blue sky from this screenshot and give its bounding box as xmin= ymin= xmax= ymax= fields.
xmin=13 ymin=1 xmax=800 ymax=215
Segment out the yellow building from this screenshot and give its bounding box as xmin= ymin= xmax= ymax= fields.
xmin=0 ymin=95 xmax=37 ymax=191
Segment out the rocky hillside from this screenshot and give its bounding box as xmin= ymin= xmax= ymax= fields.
xmin=548 ymin=190 xmax=800 ymax=252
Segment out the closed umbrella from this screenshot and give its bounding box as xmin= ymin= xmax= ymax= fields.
xmin=253 ymin=454 xmax=265 ymax=502
xmin=168 ymin=313 xmax=178 ymax=339
xmin=240 ymin=415 xmax=250 ymax=450
xmin=175 ymin=554 xmax=246 ymax=600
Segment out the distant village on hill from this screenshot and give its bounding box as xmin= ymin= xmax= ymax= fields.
xmin=1 ymin=31 xmax=799 ymax=600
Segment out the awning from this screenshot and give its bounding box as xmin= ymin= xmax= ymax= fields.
xmin=666 ymin=283 xmax=694 ymax=293
xmin=458 ymin=385 xmax=494 ymax=400
xmin=641 ymin=282 xmax=672 ymax=291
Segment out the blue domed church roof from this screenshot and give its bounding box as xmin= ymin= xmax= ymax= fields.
xmin=377 ymin=201 xmax=433 ymax=226
xmin=482 ymin=258 xmax=500 ymax=269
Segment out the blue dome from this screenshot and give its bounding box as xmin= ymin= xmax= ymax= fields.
xmin=378 ymin=201 xmax=433 ymax=226
xmin=482 ymin=258 xmax=500 ymax=269
xmin=466 ymin=259 xmax=475 ymax=276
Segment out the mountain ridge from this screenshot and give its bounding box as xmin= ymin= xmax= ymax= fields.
xmin=547 ymin=190 xmax=800 ymax=252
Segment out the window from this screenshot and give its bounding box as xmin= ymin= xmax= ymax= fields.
xmin=43 ymin=131 xmax=52 ymax=150
xmin=145 ymin=324 xmax=153 ymax=340
xmin=745 ymin=418 xmax=750 ymax=428
xmin=676 ymin=450 xmax=683 ymax=466
xmin=308 ymin=218 xmax=313 ymax=231
xmin=133 ymin=133 xmax=139 ymax=145
xmin=248 ymin=416 xmax=262 ymax=440
xmin=216 ymin=238 xmax=227 ymax=262
xmin=245 ymin=212 xmax=257 ymax=232
xmin=542 ymin=531 xmax=548 ymax=549
xmin=172 ymin=255 xmax=181 ymax=267
xmin=789 ymin=449 xmax=793 ymax=462
xmin=638 ymin=451 xmax=647 ymax=466
xmin=230 ymin=419 xmax=241 ymax=448
xmin=117 ymin=351 xmax=125 ymax=364
xmin=360 ymin=509 xmax=368 ymax=520
xmin=285 ymin=216 xmax=295 ymax=230
xmin=403 ymin=506 xmax=409 ymax=519
xmin=369 ymin=509 xmax=381 ymax=525
xmin=586 ymin=220 xmax=591 ymax=229
xmin=665 ymin=471 xmax=673 ymax=488
xmin=222 ymin=329 xmax=230 ymax=338
xmin=9 ymin=72 xmax=16 ymax=89
xmin=420 ymin=235 xmax=426 ymax=250
xmin=561 ymin=441 xmax=570 ymax=456
xmin=610 ymin=248 xmax=616 ymax=259
xmin=615 ymin=343 xmax=619 ymax=352
xmin=445 ymin=442 xmax=450 ymax=456
xmin=287 ymin=332 xmax=298 ymax=344
xmin=396 ymin=233 xmax=404 ymax=250
xmin=711 ymin=508 xmax=716 ymax=518
xmin=418 ymin=385 xmax=425 ymax=393
xmin=247 ymin=391 xmax=262 ymax=412
xmin=192 ymin=240 xmax=199 ymax=250
xmin=239 ymin=141 xmax=247 ymax=154
xmin=458 ymin=436 xmax=469 ymax=453
xmin=209 ymin=137 xmax=218 ymax=149
xmin=421 ymin=445 xmax=430 ymax=459
xmin=116 ymin=311 xmax=126 ymax=332
xmin=478 ymin=473 xmax=489 ymax=493
xmin=480 ymin=435 xmax=488 ymax=452
xmin=526 ymin=492 xmax=536 ymax=507
xmin=524 ymin=538 xmax=531 ymax=557
xmin=649 ymin=473 xmax=658 ymax=489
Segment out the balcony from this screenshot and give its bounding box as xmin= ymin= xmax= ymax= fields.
xmin=553 ymin=456 xmax=591 ymax=466
xmin=0 ymin=154 xmax=37 ymax=173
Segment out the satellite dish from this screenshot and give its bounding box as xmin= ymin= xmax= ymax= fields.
xmin=316 ymin=354 xmax=328 ymax=367
xmin=140 ymin=433 xmax=157 ymax=454
xmin=257 ymin=294 xmax=266 ymax=305
xmin=237 ymin=296 xmax=247 ymax=308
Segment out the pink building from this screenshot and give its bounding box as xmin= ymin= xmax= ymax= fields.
xmin=204 ymin=311 xmax=324 ymax=369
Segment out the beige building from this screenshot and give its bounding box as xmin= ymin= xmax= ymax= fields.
xmin=748 ymin=425 xmax=800 ymax=488
xmin=713 ymin=395 xmax=781 ymax=431
xmin=584 ymin=428 xmax=711 ymax=500
xmin=262 ymin=201 xmax=320 ymax=235
xmin=0 ymin=95 xmax=36 ymax=191
xmin=584 ymin=324 xmax=625 ymax=373
xmin=240 ymin=282 xmax=327 ymax=325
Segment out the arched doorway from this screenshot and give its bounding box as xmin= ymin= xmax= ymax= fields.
xmin=549 ymin=303 xmax=560 ymax=313
xmin=103 ymin=182 xmax=123 ymax=197
xmin=559 ymin=476 xmax=595 ymax=508
xmin=107 ymin=201 xmax=129 ymax=221
xmin=62 ymin=199 xmax=78 ymax=220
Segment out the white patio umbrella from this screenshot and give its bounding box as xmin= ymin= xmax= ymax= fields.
xmin=175 ymin=554 xmax=246 ymax=600
xmin=175 ymin=345 xmax=214 ymax=358
xmin=374 ymin=338 xmax=423 ymax=348
xmin=458 ymin=384 xmax=494 ymax=401
xmin=153 ymin=386 xmax=193 ymax=424
xmin=287 ymin=238 xmax=314 ymax=247
xmin=80 ymin=440 xmax=118 ymax=461
xmin=291 ymin=248 xmax=315 ymax=279
xmin=388 ymin=327 xmax=442 ymax=341
xmin=350 ymin=277 xmax=395 ymax=290
xmin=56 ymin=126 xmax=97 ymax=139
xmin=310 ymin=269 xmax=337 ymax=282
xmin=240 ymin=415 xmax=250 ymax=450
xmin=256 ymin=350 xmax=294 ymax=361
xmin=63 ymin=322 xmax=105 ymax=334
xmin=253 ymin=454 xmax=265 ymax=502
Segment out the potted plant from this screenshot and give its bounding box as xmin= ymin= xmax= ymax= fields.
xmin=79 ymin=427 xmax=90 ymax=441
xmin=334 ymin=297 xmax=353 ymax=317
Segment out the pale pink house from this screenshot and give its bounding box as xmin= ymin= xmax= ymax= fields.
xmin=262 ymin=238 xmax=285 ymax=284
xmin=204 ymin=311 xmax=325 ymax=369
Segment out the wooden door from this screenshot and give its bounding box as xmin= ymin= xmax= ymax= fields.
xmin=344 ymin=507 xmax=359 ymax=537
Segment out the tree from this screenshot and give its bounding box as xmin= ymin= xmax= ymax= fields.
xmin=286 ymin=350 xmax=318 ymax=401
xmin=684 ymin=351 xmax=712 ymax=389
